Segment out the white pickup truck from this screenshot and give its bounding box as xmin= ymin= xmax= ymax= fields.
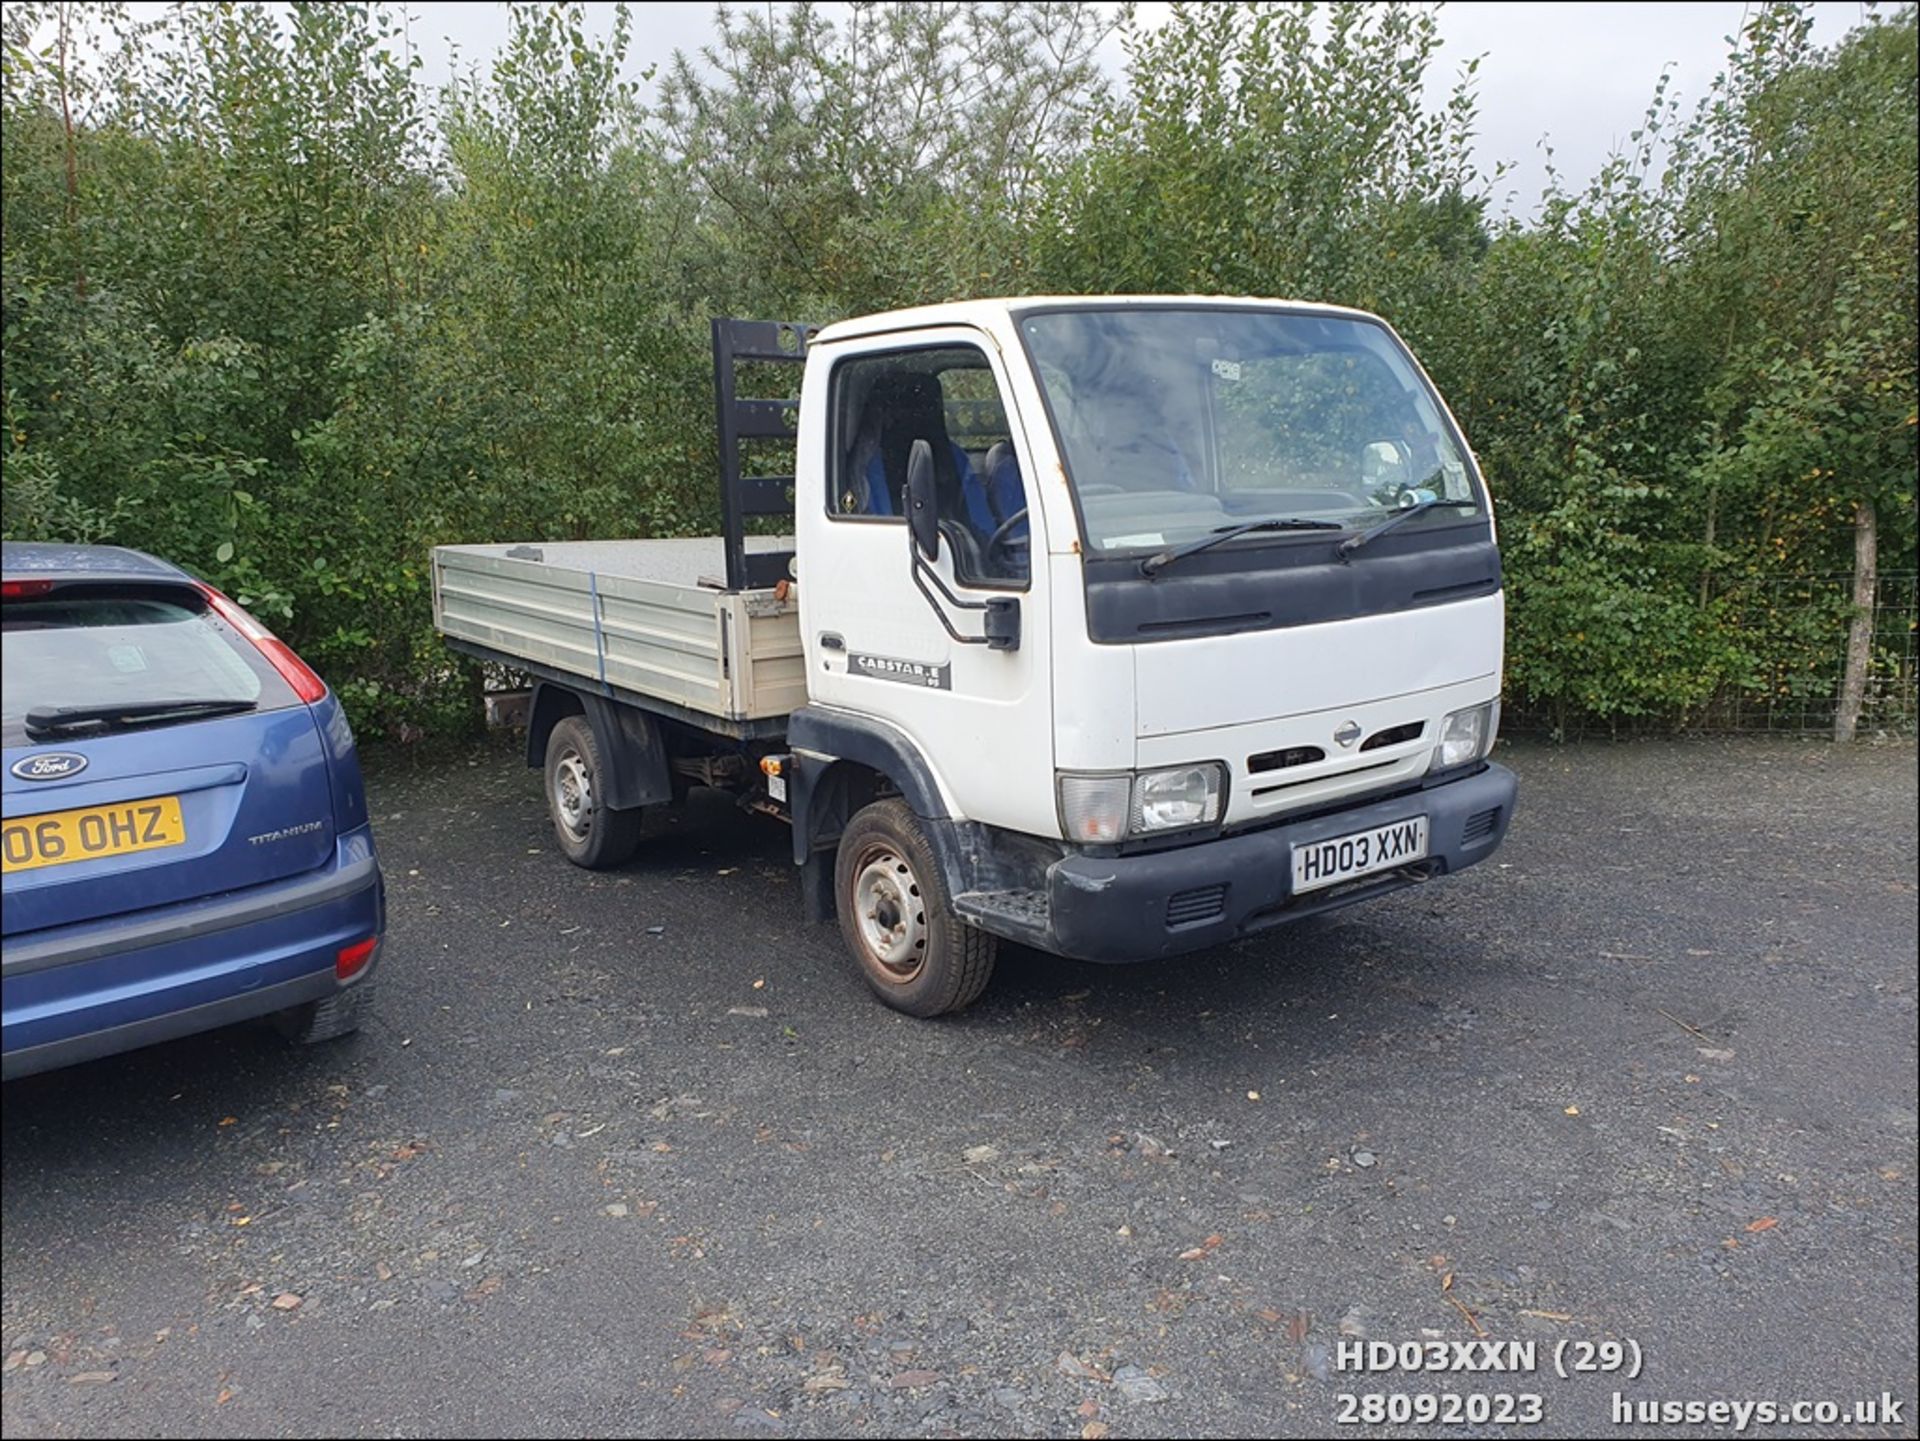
xmin=433 ymin=297 xmax=1515 ymax=1015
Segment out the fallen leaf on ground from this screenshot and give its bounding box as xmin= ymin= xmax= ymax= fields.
xmin=1082 ymin=1424 xmax=1110 ymax=1440
xmin=271 ymin=1293 xmax=303 ymax=1311
xmin=68 ymin=1372 xmax=116 ymax=1385
xmin=1519 ymin=1309 xmax=1573 ymax=1322
xmin=891 ymin=1369 xmax=941 ymax=1388
xmin=1746 ymin=1216 xmax=1778 ymax=1233
xmin=1563 ymin=1105 xmax=1581 ymax=1116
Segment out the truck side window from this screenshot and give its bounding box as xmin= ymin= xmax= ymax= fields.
xmin=830 ymin=347 xmax=1029 ymax=588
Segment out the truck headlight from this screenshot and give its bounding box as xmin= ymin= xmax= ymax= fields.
xmin=1132 ymin=764 xmax=1225 ymax=833
xmin=1057 ymin=764 xmax=1226 ymax=842
xmin=1430 ymin=700 xmax=1500 ymax=773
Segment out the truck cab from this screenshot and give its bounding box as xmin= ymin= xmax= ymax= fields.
xmin=434 ymin=295 xmax=1515 ymax=1017
xmin=784 ymin=297 xmax=1513 ymax=1009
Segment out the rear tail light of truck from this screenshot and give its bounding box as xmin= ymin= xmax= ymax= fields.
xmin=195 ymin=583 xmax=329 ymax=703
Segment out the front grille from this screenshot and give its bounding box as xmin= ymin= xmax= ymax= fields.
xmin=1251 ymin=756 xmax=1398 ymax=798
xmin=1361 ymin=720 xmax=1425 ymax=751
xmin=1462 ymin=806 xmax=1501 ymax=842
xmin=1248 ymin=745 xmax=1324 ymax=773
xmin=1166 ymin=883 xmax=1228 ymax=927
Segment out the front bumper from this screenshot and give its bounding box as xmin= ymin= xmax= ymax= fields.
xmin=2 ymin=831 xmax=384 ymax=1079
xmin=1041 ymin=762 xmax=1516 ymax=962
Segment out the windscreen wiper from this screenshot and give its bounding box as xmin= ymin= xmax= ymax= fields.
xmin=1336 ymin=497 xmax=1479 ymax=558
xmin=25 ymin=698 xmax=258 ymax=736
xmin=1141 ymin=517 xmax=1345 ymax=577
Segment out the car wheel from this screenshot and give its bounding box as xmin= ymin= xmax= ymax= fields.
xmin=276 ymin=980 xmax=375 ymax=1045
xmin=834 ymin=799 xmax=996 ymax=1017
xmin=545 ymin=715 xmax=645 ymax=869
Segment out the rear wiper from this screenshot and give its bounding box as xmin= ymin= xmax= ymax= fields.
xmin=25 ymin=698 xmax=257 ymax=736
xmin=1336 ymin=497 xmax=1479 ymax=558
xmin=1141 ymin=517 xmax=1345 ymax=577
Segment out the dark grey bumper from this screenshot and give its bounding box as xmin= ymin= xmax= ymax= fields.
xmin=1039 ymin=762 xmax=1516 ymax=962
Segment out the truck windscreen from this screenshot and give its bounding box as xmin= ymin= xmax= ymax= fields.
xmin=1018 ymin=307 xmax=1484 ymax=557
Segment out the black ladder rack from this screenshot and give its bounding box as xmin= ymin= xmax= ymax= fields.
xmin=711 ymin=316 xmax=818 ymax=591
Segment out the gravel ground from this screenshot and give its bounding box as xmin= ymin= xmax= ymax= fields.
xmin=2 ymin=736 xmax=1915 ymax=1439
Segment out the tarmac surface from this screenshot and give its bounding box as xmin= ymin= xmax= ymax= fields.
xmin=4 ymin=736 xmax=1915 ymax=1438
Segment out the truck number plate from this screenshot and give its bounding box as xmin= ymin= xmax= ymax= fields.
xmin=1291 ymin=815 xmax=1428 ymax=894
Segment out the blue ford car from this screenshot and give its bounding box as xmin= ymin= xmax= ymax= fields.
xmin=2 ymin=543 xmax=384 ymax=1079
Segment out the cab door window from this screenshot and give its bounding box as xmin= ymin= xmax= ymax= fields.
xmin=830 ymin=346 xmax=1029 ymax=587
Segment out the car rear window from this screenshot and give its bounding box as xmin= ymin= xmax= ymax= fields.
xmin=1 ymin=586 xmax=301 ymax=746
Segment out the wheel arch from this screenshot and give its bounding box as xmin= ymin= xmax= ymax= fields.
xmin=527 ymin=682 xmax=671 ymax=812
xmin=786 ymin=706 xmax=949 ymax=867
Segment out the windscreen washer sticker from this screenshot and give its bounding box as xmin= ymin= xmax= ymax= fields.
xmin=849 ymin=653 xmax=951 ymax=690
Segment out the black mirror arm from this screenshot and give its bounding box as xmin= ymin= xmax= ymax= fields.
xmin=908 ymin=547 xmax=1020 ymax=651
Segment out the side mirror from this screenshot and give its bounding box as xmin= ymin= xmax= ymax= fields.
xmin=905 ymin=438 xmax=940 ymax=561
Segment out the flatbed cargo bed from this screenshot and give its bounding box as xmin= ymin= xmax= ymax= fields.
xmin=432 ymin=537 xmax=803 ymax=730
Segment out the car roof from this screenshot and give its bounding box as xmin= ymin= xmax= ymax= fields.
xmin=0 ymin=542 xmax=191 ymax=584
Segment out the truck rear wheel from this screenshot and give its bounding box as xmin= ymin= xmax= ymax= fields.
xmin=834 ymin=799 xmax=996 ymax=1017
xmin=545 ymin=715 xmax=644 ymax=869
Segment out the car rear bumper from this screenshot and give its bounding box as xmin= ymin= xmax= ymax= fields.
xmin=1 ymin=828 xmax=383 ymax=1079
xmin=1041 ymin=762 xmax=1516 ymax=962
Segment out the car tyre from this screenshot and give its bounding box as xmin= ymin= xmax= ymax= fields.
xmin=276 ymin=980 xmax=375 ymax=1045
xmin=544 ymin=715 xmax=645 ymax=869
xmin=835 ymin=799 xmax=996 ymax=1016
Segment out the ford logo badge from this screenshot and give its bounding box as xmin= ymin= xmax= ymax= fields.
xmin=1333 ymin=720 xmax=1363 ymax=748
xmin=10 ymin=752 xmax=89 ymax=781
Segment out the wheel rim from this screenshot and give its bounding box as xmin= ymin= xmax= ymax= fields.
xmin=552 ymin=747 xmax=593 ymax=841
xmin=851 ymin=843 xmax=928 ymax=983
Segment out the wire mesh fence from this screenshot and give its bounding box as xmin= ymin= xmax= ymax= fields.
xmin=1506 ymin=569 xmax=1919 ymax=738
xmin=1703 ymin=570 xmax=1918 ymax=734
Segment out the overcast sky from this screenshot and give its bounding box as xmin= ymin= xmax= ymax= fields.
xmin=392 ymin=0 xmax=1868 ymax=214
xmin=31 ymin=1 xmax=1876 ymax=215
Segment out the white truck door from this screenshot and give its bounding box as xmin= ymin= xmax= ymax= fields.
xmin=796 ymin=327 xmax=1057 ymax=839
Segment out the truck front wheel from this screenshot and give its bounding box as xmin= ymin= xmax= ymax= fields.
xmin=834 ymin=800 xmax=996 ymax=1017
xmin=544 ymin=715 xmax=645 ymax=869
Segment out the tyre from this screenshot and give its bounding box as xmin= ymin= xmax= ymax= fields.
xmin=834 ymin=799 xmax=996 ymax=1017
xmin=544 ymin=714 xmax=645 ymax=869
xmin=276 ymin=980 xmax=375 ymax=1045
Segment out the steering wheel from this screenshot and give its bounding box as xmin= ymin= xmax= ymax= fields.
xmin=986 ymin=507 xmax=1029 ymax=555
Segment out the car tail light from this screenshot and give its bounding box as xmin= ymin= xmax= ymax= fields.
xmin=195 ymin=582 xmax=328 ymax=703
xmin=1 ymin=579 xmax=56 ymax=600
xmin=336 ymin=936 xmax=378 ymax=981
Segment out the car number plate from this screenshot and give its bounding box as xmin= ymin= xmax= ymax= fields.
xmin=1 ymin=796 xmax=187 ymax=873
xmin=1291 ymin=815 xmax=1429 ymax=894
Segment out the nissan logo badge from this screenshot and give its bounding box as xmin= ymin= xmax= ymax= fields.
xmin=11 ymin=751 xmax=89 ymax=781
xmin=1333 ymin=721 xmax=1362 ymax=749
